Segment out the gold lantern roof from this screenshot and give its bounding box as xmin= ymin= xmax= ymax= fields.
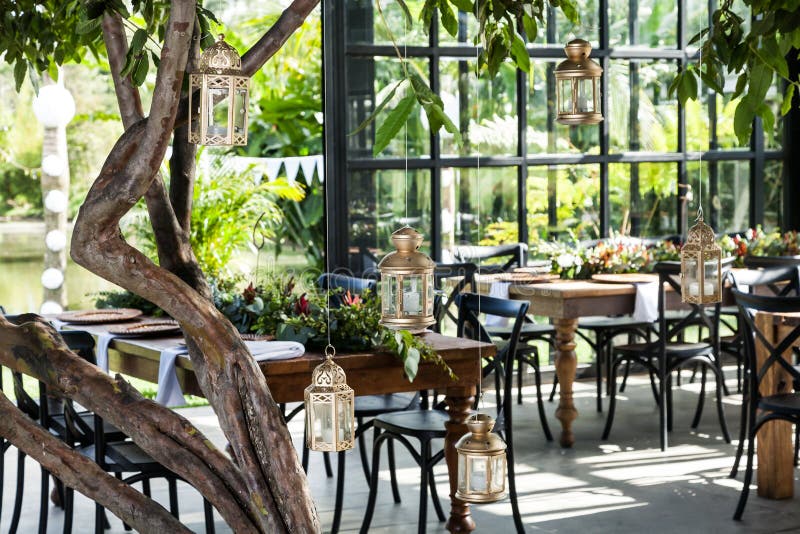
xmin=377 ymin=227 xmax=435 ymax=272
xmin=555 ymin=39 xmax=603 ymax=79
xmin=306 ymin=355 xmax=352 ymax=394
xmin=198 ymin=34 xmax=243 ymax=75
xmin=683 ymin=215 xmax=719 ymax=252
xmin=455 ymin=414 xmax=507 ymax=456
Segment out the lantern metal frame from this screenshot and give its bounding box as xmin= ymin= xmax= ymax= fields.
xmin=304 ymin=346 xmax=355 ymax=452
xmin=680 ymin=214 xmax=722 ymax=304
xmin=378 ymin=226 xmax=436 ymax=331
xmin=554 ymin=39 xmax=604 ymax=126
xmin=455 ymin=413 xmax=508 ymax=503
xmin=189 ymin=34 xmax=249 ymax=146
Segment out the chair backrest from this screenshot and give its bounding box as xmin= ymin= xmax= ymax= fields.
xmin=317 ymin=273 xmax=377 ymax=307
xmin=743 ymin=255 xmax=800 ymax=270
xmin=433 ymin=263 xmax=477 ymax=334
xmin=452 ymin=243 xmax=527 ymax=273
xmin=731 ymin=265 xmax=800 ymax=297
xmin=652 ymin=259 xmax=735 ymax=349
xmin=733 ymin=290 xmax=800 ymax=402
xmin=455 ymin=293 xmax=529 ymax=431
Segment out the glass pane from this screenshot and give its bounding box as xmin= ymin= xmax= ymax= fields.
xmin=425 ymin=273 xmax=434 ymax=315
xmin=527 ymin=164 xmax=600 ymax=241
xmin=576 ymin=78 xmax=594 ymax=113
xmin=382 ymin=275 xmax=398 ymax=315
xmin=441 ymin=167 xmax=518 ymax=260
xmin=208 ymin=88 xmax=230 ymax=137
xmin=716 ymin=160 xmax=750 ymax=233
xmin=609 ymin=60 xmax=679 ymax=153
xmin=490 ymin=455 xmax=506 ymax=493
xmin=439 ymin=10 xmax=479 ymax=45
xmin=346 ymin=0 xmax=428 ymax=46
xmin=458 ymin=454 xmax=468 ymax=493
xmin=312 ymin=398 xmax=333 ymax=444
xmin=686 ymin=91 xmax=710 ymax=151
xmin=346 ymin=57 xmax=430 ymax=158
xmin=348 ymin=169 xmax=431 ymax=272
xmin=715 ymin=94 xmax=744 ymax=150
xmin=609 ymin=163 xmax=678 ymax=236
xmin=439 ymin=59 xmax=518 ymax=157
xmin=763 ymin=159 xmax=783 ymax=231
xmin=233 ymin=87 xmax=247 ymax=134
xmin=528 ymin=61 xmax=599 ymax=155
xmin=402 ymin=275 xmax=423 ymax=315
xmin=610 ymin=0 xmax=678 ymax=48
xmin=467 ymin=456 xmax=487 ymax=492
xmin=336 ymin=394 xmax=353 ymax=443
xmin=559 ymin=79 xmax=573 ymax=114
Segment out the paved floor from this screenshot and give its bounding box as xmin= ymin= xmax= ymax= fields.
xmin=2 ymin=368 xmax=799 ymax=533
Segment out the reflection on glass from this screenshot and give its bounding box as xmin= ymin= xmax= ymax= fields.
xmin=208 ymin=88 xmax=229 ymax=137
xmin=313 ymin=399 xmax=333 ymax=444
xmin=402 ymin=276 xmax=421 ymax=315
xmin=468 ymin=457 xmax=487 ymax=493
xmin=336 ymin=394 xmax=353 ymax=442
xmin=577 ymin=79 xmax=594 ymax=113
xmin=233 ymin=88 xmax=247 ymax=134
xmin=764 ymin=160 xmax=783 ymax=231
xmin=382 ymin=275 xmax=397 ymax=316
xmin=559 ymin=79 xmax=574 ymax=114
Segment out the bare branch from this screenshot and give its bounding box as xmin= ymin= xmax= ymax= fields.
xmin=102 ymin=12 xmax=145 ymax=128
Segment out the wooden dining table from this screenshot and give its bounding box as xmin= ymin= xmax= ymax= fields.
xmin=75 ymin=324 xmax=494 ymax=533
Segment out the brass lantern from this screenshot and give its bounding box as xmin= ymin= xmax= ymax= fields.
xmin=455 ymin=414 xmax=507 ymax=503
xmin=189 ymin=34 xmax=249 ymax=146
xmin=554 ymin=39 xmax=603 ymax=125
xmin=304 ymin=346 xmax=355 ymax=452
xmin=681 ymin=214 xmax=722 ymax=304
xmin=378 ymin=227 xmax=435 ymax=331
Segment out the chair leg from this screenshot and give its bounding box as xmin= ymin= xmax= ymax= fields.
xmin=63 ymin=486 xmax=74 ymax=534
xmin=142 ymin=478 xmax=152 ymax=497
xmin=733 ymin=415 xmax=757 ymax=519
xmin=602 ymin=359 xmax=622 ymax=440
xmin=357 ymin=417 xmax=371 ymax=483
xmin=548 ymin=374 xmax=558 ymax=403
xmin=302 ymin=427 xmax=310 ymax=474
xmin=418 ymin=441 xmax=431 ymax=534
xmin=387 ymin=439 xmax=401 ymax=503
xmin=39 ymin=466 xmax=50 ymax=534
xmin=95 ymin=501 xmax=105 ymax=534
xmin=532 ymin=356 xmax=553 ymax=441
xmin=619 ymin=361 xmax=632 ymax=392
xmin=168 ymin=477 xmax=179 ymax=518
xmin=691 ymin=366 xmax=707 ymax=429
xmin=795 ymin=426 xmax=800 ymax=467
xmin=323 ymin=451 xmax=334 ymax=478
xmin=10 ymin=450 xmax=26 ymax=534
xmin=331 ymin=451 xmax=346 ymax=534
xmin=517 ymin=352 xmax=524 ymax=405
xmin=203 ymin=498 xmax=216 ymax=534
xmin=710 ymin=365 xmax=731 ymax=443
xmin=730 ymin=379 xmax=748 ymax=478
xmin=666 ymin=373 xmax=674 ymax=433
xmin=359 ymin=429 xmax=385 ymax=534
xmin=119 ymin=473 xmax=132 ymax=531
xmin=427 ymin=466 xmax=446 ymax=522
xmin=595 ymin=332 xmax=604 ymax=413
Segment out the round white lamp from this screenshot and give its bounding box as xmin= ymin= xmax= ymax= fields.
xmin=45 ymin=230 xmax=68 ymax=252
xmin=41 ymin=268 xmax=65 ymax=290
xmin=32 ymin=84 xmax=76 ymax=128
xmin=41 ymin=154 xmax=66 ymax=177
xmin=44 ymin=190 xmax=68 ymax=213
xmin=40 ymin=301 xmax=64 ymax=315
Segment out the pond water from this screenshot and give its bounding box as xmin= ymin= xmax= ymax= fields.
xmin=0 ymin=223 xmax=118 ymax=313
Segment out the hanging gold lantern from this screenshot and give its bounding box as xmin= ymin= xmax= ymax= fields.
xmin=680 ymin=214 xmax=722 ymax=304
xmin=455 ymin=414 xmax=507 ymax=503
xmin=378 ymin=227 xmax=436 ymax=331
xmin=555 ymin=39 xmax=603 ymax=125
xmin=304 ymin=346 xmax=355 ymax=452
xmin=189 ymin=34 xmax=249 ymax=146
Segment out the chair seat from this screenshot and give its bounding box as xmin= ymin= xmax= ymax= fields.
xmin=354 ymin=394 xmax=418 ymax=417
xmin=487 ymin=322 xmax=555 ymax=340
xmin=79 ymin=441 xmax=170 ymax=474
xmin=615 ymin=342 xmax=713 ymax=358
xmin=578 ymin=316 xmax=652 ymax=330
xmin=759 ymin=393 xmax=800 ymax=415
xmin=373 ymin=410 xmax=450 ymax=438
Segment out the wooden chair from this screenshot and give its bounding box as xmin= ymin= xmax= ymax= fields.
xmin=359 ymin=293 xmax=531 ymax=534
xmin=601 ymin=262 xmax=731 ymax=450
xmin=729 ymin=289 xmax=800 ymax=520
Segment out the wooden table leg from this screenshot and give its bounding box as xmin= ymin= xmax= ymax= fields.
xmin=444 ymin=385 xmax=476 ymax=533
xmin=755 ymin=314 xmax=794 ymax=499
xmin=554 ymin=317 xmax=579 ymax=448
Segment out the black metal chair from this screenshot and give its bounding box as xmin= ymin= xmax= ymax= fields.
xmin=729 ymin=289 xmax=800 ymax=520
xmin=432 ymin=263 xmax=477 ymax=335
xmin=601 ymin=261 xmax=731 ymax=450
xmin=452 ymin=243 xmax=527 ymax=273
xmin=726 ymin=266 xmax=800 ymax=479
xmin=359 ymin=293 xmax=531 ymax=534
xmin=309 ymin=273 xmax=418 ymax=534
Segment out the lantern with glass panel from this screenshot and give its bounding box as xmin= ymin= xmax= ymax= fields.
xmin=189 ymin=34 xmax=249 ymax=146
xmin=681 ymin=215 xmax=722 ymax=304
xmin=455 ymin=414 xmax=508 ymax=503
xmin=555 ymin=39 xmax=603 ymax=125
xmin=304 ymin=347 xmax=355 ymax=452
xmin=378 ymin=227 xmax=435 ymax=331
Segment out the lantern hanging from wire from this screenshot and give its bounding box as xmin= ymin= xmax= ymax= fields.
xmin=304 ymin=346 xmax=355 ymax=452
xmin=189 ymin=34 xmax=249 ymax=146
xmin=455 ymin=414 xmax=508 ymax=503
xmin=680 ymin=213 xmax=722 ymax=304
xmin=555 ymin=39 xmax=603 ymax=125
xmin=378 ymin=227 xmax=436 ymax=331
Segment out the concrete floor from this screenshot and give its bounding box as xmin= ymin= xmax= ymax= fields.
xmin=2 ymin=368 xmax=799 ymax=533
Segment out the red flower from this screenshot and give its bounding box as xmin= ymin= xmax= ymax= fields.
xmin=294 ymin=293 xmax=310 ymax=316
xmin=242 ymin=282 xmax=257 ymax=304
xmin=342 ymin=290 xmax=362 ymax=308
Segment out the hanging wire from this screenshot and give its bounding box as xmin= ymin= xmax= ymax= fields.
xmin=475 ymin=44 xmax=484 ymax=408
xmin=404 ymin=15 xmax=409 ymax=223
xmin=696 ymin=38 xmax=704 ymax=222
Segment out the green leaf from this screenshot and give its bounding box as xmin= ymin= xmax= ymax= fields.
xmin=761 ymin=36 xmax=789 ymax=79
xmin=373 ymin=93 xmax=416 ymax=156
xmin=132 ymin=53 xmax=149 ymax=86
xmin=748 ymin=62 xmax=773 ymax=103
xmin=76 ymin=17 xmax=101 ymax=35
xmin=510 ymin=33 xmax=530 ymax=72
xmin=350 ymin=79 xmax=406 ymax=135
xmin=420 ymin=0 xmax=437 ymax=33
xmin=449 ymin=0 xmax=474 ymax=13
xmin=129 ymin=29 xmax=148 ymax=56
xmin=13 ymin=59 xmax=26 ymax=91
xmin=439 ymin=0 xmax=458 ymax=37
xmin=522 ymin=14 xmax=538 ymax=42
xmin=733 ymin=98 xmax=755 ymax=146
xmin=756 ymin=102 xmax=775 ymax=141
xmin=394 ymin=0 xmax=414 ymax=26
xmin=404 ymin=347 xmax=420 ymax=382
xmin=558 ymin=0 xmax=579 ymax=24
xmin=781 ymin=84 xmax=796 ymax=116
xmin=733 ymin=73 xmax=747 ymax=99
